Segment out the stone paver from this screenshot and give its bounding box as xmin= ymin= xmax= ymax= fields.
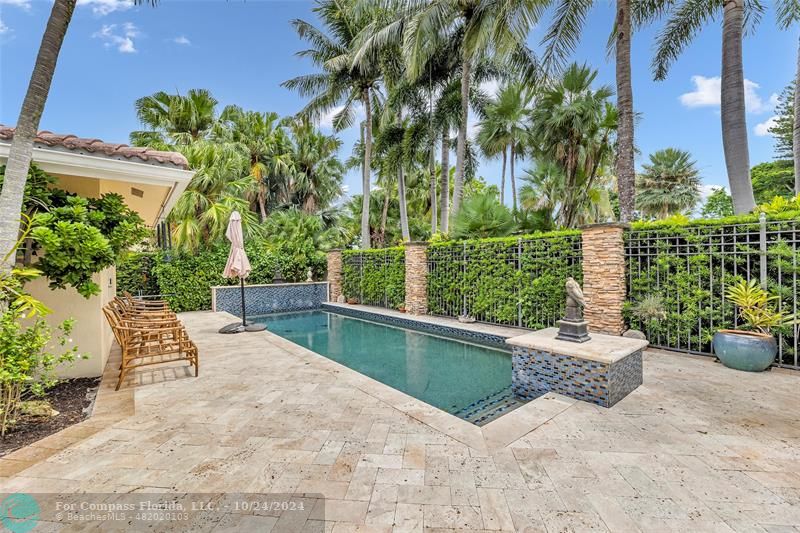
xmin=2 ymin=310 xmax=800 ymax=533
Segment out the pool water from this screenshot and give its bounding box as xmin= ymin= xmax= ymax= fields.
xmin=255 ymin=311 xmax=524 ymax=425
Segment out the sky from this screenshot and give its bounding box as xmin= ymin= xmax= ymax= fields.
xmin=0 ymin=0 xmax=796 ymax=204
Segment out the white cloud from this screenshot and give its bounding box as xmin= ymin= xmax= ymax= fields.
xmin=93 ymin=22 xmax=139 ymax=53
xmin=0 ymin=18 xmax=8 ymax=35
xmin=172 ymin=35 xmax=191 ymax=46
xmin=754 ymin=115 xmax=778 ymax=137
xmin=680 ymin=75 xmax=779 ymax=114
xmin=0 ymin=0 xmax=31 ymax=11
xmin=77 ymin=0 xmax=134 ymax=16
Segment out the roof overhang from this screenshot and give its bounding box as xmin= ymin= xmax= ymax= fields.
xmin=0 ymin=141 xmax=193 ymax=223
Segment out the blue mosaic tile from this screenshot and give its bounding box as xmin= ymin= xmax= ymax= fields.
xmin=320 ymin=304 xmax=512 ymax=350
xmin=511 ymin=347 xmax=642 ymax=407
xmin=214 ymin=283 xmax=328 ymax=317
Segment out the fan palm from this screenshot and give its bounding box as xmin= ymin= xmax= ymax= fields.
xmin=451 ymin=191 xmax=517 ymax=239
xmin=130 ymin=89 xmax=218 ymax=149
xmin=283 ymin=0 xmax=383 ymax=249
xmin=540 ymin=0 xmax=640 ymax=222
xmin=652 ymin=0 xmax=762 ymax=214
xmin=285 ymin=118 xmax=345 ymax=214
xmin=636 ymin=148 xmax=702 ymax=219
xmin=0 ymin=0 xmax=158 ymax=272
xmin=215 ymin=106 xmax=294 ymax=221
xmin=476 ymin=81 xmax=534 ymax=210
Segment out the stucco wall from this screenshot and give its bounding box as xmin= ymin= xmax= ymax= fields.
xmin=26 ymin=266 xmax=116 ymax=378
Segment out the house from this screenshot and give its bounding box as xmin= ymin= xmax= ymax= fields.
xmin=0 ymin=126 xmax=194 ymax=377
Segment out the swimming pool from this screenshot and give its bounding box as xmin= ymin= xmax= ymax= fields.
xmin=255 ymin=310 xmax=525 ymax=425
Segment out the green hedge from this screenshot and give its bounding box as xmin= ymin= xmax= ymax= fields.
xmin=342 ymin=247 xmax=405 ymax=309
xmin=116 ymin=244 xmax=326 ymax=312
xmin=625 ymin=213 xmax=800 ymax=363
xmin=427 ymin=230 xmax=583 ymax=328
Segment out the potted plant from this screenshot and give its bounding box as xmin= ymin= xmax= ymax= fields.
xmin=713 ymin=279 xmax=792 ymax=372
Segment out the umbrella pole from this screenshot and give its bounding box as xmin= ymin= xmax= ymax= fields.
xmin=240 ymin=277 xmax=247 ymax=327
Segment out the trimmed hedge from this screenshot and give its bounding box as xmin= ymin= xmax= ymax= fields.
xmin=427 ymin=230 xmax=583 ymax=328
xmin=342 ymin=247 xmax=405 ymax=309
xmin=116 ymin=244 xmax=326 ymax=312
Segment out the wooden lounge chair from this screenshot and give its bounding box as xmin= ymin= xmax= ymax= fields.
xmin=102 ymin=303 xmax=199 ymax=390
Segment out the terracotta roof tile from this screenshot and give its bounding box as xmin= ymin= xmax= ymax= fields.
xmin=0 ymin=125 xmax=189 ymax=170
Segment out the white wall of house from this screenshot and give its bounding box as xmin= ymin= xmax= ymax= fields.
xmin=26 ymin=266 xmax=117 ymax=378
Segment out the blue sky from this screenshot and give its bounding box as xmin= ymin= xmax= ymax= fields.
xmin=0 ymin=0 xmax=795 ymax=203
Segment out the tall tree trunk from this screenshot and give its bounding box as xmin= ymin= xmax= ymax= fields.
xmin=360 ymin=87 xmax=373 ymax=248
xmin=0 ymin=0 xmax=76 ymax=272
xmin=430 ymin=161 xmax=437 ymax=234
xmin=721 ymin=0 xmax=756 ymax=214
xmin=451 ymin=53 xmax=470 ymax=221
xmin=510 ymin=139 xmax=517 ymax=211
xmin=257 ymin=183 xmax=268 ymax=222
xmin=398 ymin=166 xmax=410 ymax=242
xmin=615 ymin=0 xmax=636 ymax=223
xmin=440 ymin=128 xmax=450 ymax=233
xmin=794 ymin=35 xmax=800 ymax=194
xmin=379 ymin=187 xmax=389 ymax=247
xmin=500 ymin=147 xmax=507 ymax=205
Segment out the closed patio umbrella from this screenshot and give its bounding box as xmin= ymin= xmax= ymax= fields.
xmin=219 ymin=211 xmax=266 ymax=333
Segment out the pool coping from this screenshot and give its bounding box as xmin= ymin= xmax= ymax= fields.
xmin=228 ymin=309 xmax=578 ymax=452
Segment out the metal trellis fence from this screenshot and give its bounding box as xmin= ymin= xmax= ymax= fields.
xmin=342 ymin=248 xmax=405 ymax=309
xmin=426 ymin=233 xmax=583 ymax=329
xmin=625 ymin=214 xmax=800 ymax=369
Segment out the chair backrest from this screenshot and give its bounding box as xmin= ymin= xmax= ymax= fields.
xmin=102 ymin=304 xmax=128 ymax=346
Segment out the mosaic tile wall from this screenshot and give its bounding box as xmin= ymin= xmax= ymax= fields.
xmin=214 ymin=282 xmax=329 ymax=317
xmin=321 ymin=304 xmax=511 ymax=350
xmin=511 ymin=347 xmax=642 ymax=407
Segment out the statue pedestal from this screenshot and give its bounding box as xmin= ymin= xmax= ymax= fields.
xmin=555 ymin=319 xmax=590 ymax=343
xmin=506 ymin=328 xmax=648 ymax=408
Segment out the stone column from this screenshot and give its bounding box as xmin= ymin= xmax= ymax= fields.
xmin=404 ymin=242 xmax=428 ymax=315
xmin=581 ymin=223 xmax=627 ymax=335
xmin=326 ymin=249 xmax=343 ymax=302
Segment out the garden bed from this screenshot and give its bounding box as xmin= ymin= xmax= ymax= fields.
xmin=0 ymin=377 xmax=101 ymax=456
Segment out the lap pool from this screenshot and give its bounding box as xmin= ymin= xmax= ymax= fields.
xmin=254 ymin=310 xmax=525 ymax=425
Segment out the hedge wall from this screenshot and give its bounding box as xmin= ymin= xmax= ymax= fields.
xmin=116 ymin=244 xmax=326 ymax=312
xmin=427 ymin=230 xmax=583 ymax=328
xmin=342 ymin=247 xmax=405 ymax=309
xmin=625 ymin=212 xmax=800 ymax=365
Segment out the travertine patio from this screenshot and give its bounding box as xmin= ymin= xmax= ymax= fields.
xmin=2 ymin=310 xmax=800 ymax=532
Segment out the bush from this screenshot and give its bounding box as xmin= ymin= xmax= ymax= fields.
xmin=342 ymin=247 xmax=405 ymax=308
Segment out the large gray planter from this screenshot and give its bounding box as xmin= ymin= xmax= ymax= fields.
xmin=712 ymin=330 xmax=776 ymax=372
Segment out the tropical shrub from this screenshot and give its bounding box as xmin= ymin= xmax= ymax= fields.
xmin=725 ymin=279 xmax=793 ymax=335
xmin=451 ymin=192 xmax=516 ymax=239
xmin=751 ymin=160 xmax=794 ymax=204
xmin=342 ymin=247 xmax=405 ymax=308
xmin=427 ymin=230 xmax=583 ymax=327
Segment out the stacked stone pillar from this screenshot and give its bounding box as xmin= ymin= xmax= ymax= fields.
xmin=581 ymin=224 xmax=627 ymax=335
xmin=404 ymin=242 xmax=428 ymax=315
xmin=326 ymin=249 xmax=343 ymax=302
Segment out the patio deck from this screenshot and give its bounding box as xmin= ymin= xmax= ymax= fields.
xmin=2 ymin=310 xmax=800 ymax=532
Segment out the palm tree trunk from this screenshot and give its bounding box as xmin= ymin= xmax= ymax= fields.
xmin=721 ymin=0 xmax=756 ymax=214
xmin=510 ymin=139 xmax=517 ymax=211
xmin=360 ymin=87 xmax=373 ymax=248
xmin=257 ymin=183 xmax=268 ymax=222
xmin=451 ymin=53 xmax=470 ymax=220
xmin=0 ymin=0 xmax=76 ymax=272
xmin=794 ymin=35 xmax=800 ymax=194
xmin=398 ymin=166 xmax=410 ymax=242
xmin=615 ymin=0 xmax=636 ymax=223
xmin=500 ymin=147 xmax=507 ymax=205
xmin=440 ymin=128 xmax=450 ymax=233
xmin=430 ymin=162 xmax=437 ymax=234
xmin=379 ymin=188 xmax=389 ymax=247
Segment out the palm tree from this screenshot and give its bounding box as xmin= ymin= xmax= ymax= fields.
xmin=451 ymin=191 xmax=516 ymax=239
xmin=635 ymin=148 xmax=702 ymax=219
xmin=216 ymin=106 xmax=293 ymax=221
xmin=285 ymin=118 xmax=345 ymax=214
xmin=652 ymin=0 xmax=758 ymax=214
xmin=776 ymin=0 xmax=800 ymax=192
xmin=540 ymin=0 xmax=639 ymax=222
xmin=283 ymin=0 xmax=382 ymax=249
xmin=476 ymin=81 xmax=533 ymax=210
xmin=130 ymin=89 xmax=218 ymax=148
xmin=0 ymin=0 xmax=157 ymax=272
xmin=528 ymin=63 xmax=617 ymax=228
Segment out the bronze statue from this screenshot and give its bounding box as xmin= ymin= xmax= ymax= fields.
xmin=556 ymin=277 xmax=591 ymax=343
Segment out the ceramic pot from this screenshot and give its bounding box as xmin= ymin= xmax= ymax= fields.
xmin=712 ymin=329 xmax=776 ymax=372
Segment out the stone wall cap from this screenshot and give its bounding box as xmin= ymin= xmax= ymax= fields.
xmin=328 ymin=248 xmax=343 ymax=252
xmin=506 ymin=327 xmax=648 ymax=364
xmin=404 ymin=241 xmax=429 ymax=246
xmin=580 ymin=222 xmax=630 ymax=230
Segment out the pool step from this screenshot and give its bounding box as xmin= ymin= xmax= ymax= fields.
xmin=453 ymin=388 xmax=528 ymax=426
